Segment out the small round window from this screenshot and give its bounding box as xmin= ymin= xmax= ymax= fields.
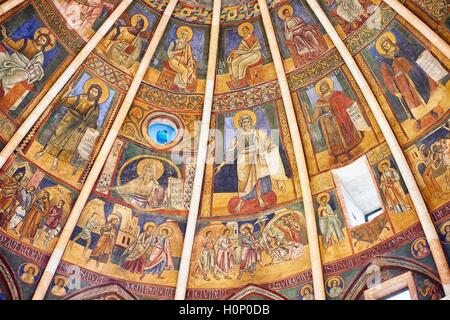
xmin=142 ymin=112 xmax=183 ymax=150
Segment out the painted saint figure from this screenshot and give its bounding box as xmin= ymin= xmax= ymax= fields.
xmin=56 ymin=0 xmax=115 ymax=37
xmin=0 ymin=170 xmax=24 ymax=229
xmin=35 ymin=78 xmax=109 ymax=170
xmin=167 ymin=26 xmax=197 ymax=92
xmin=317 ymin=192 xmax=345 ymax=248
xmin=72 ymin=212 xmax=99 ymax=256
xmin=278 ymin=4 xmax=324 ymax=60
xmin=35 ymin=200 xmax=65 ymax=247
xmin=88 ymin=215 xmax=119 ymax=268
xmin=19 ymin=191 xmax=50 ymax=244
xmin=237 ymin=224 xmax=262 ymax=280
xmin=378 ymin=160 xmax=411 ymax=213
xmin=8 ymin=186 xmax=36 ymax=232
xmin=0 ymin=26 xmax=55 ymax=109
xmin=332 ymin=0 xmax=367 ymax=29
xmin=375 ymin=32 xmax=443 ymax=130
xmin=111 ymin=159 xmax=166 ymax=209
xmin=192 ymin=230 xmax=219 ymax=281
xmin=227 ymin=22 xmax=261 ymax=86
xmin=122 ymin=222 xmax=156 ymax=274
xmin=101 ymin=14 xmax=149 ymax=69
xmin=141 ymin=227 xmax=174 ymax=279
xmin=215 ymin=228 xmax=235 ymax=279
xmin=215 ymin=110 xmax=287 ymax=212
xmin=309 ymin=78 xmax=364 ymax=163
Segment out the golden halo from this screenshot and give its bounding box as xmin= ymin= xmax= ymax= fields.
xmin=23 ymin=263 xmax=39 ymax=276
xmin=107 ymin=214 xmax=120 ymax=223
xmin=412 ymin=237 xmax=427 ymax=251
xmin=375 ymin=32 xmax=397 ymax=55
xmin=54 ymin=275 xmax=69 ymax=287
xmin=277 ymin=4 xmax=294 ymax=20
xmin=144 ymin=221 xmax=157 ymax=232
xmin=317 ymin=192 xmax=330 ymax=203
xmin=131 ymin=14 xmax=149 ymax=30
xmin=176 ymin=26 xmax=193 ymax=41
xmin=239 ymin=223 xmax=254 ymax=234
xmin=34 ymin=27 xmax=56 ymax=51
xmin=326 ymin=276 xmax=343 ymax=288
xmin=300 ymin=284 xmax=313 ymax=296
xmin=203 ymin=229 xmax=216 ymax=237
xmin=315 ymin=78 xmax=334 ymax=97
xmin=238 ymin=22 xmax=254 ymax=37
xmin=377 ymin=159 xmax=391 ymax=172
xmin=439 ymin=220 xmax=450 ymax=235
xmin=221 ymin=226 xmax=232 ymax=235
xmin=83 ymin=78 xmax=110 ymax=104
xmin=159 ymin=226 xmax=173 ymax=237
xmin=233 ymin=110 xmax=257 ymax=129
xmin=136 ymin=158 xmax=164 ymax=180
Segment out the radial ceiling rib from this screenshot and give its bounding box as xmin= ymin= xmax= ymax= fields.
xmin=257 ymin=0 xmax=326 ymax=300
xmin=174 ymin=0 xmax=222 ymax=300
xmin=0 ymin=0 xmax=134 ymax=169
xmin=304 ymin=0 xmax=450 ymax=296
xmin=31 ymin=0 xmax=179 ymax=300
xmin=383 ymin=0 xmax=450 ymax=58
xmin=0 ymin=0 xmax=26 ymax=16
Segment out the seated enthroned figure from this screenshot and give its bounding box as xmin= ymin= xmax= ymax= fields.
xmin=166 ymin=26 xmax=197 ymax=92
xmin=227 ymin=22 xmax=262 ymax=88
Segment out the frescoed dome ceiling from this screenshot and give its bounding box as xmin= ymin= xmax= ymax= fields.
xmin=0 ymin=0 xmax=448 ymax=301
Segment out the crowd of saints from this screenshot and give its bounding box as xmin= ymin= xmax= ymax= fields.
xmin=0 ymin=168 xmax=67 ymax=248
xmin=68 ymin=210 xmax=181 ymax=280
xmin=191 ymin=210 xmax=307 ymax=282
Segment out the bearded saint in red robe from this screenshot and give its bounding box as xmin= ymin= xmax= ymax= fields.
xmin=310 ymin=78 xmax=364 ymax=163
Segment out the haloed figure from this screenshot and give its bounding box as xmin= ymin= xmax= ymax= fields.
xmin=35 ymin=79 xmax=108 ymax=171
xmin=215 ymin=110 xmax=287 ymax=212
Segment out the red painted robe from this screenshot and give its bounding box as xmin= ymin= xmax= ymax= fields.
xmin=316 ymin=91 xmax=363 ymax=157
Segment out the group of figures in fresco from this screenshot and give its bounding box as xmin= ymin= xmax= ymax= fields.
xmin=69 ymin=209 xmax=180 ymax=280
xmin=0 ymin=167 xmax=67 ymax=247
xmin=191 ymin=210 xmax=307 ymax=281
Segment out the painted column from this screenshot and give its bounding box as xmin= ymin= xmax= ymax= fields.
xmin=31 ymin=0 xmax=179 ymax=300
xmin=174 ymin=0 xmax=221 ymax=300
xmin=0 ymin=0 xmax=26 ymax=16
xmin=0 ymin=0 xmax=134 ymax=169
xmin=305 ymin=0 xmax=450 ymax=296
xmin=257 ymin=0 xmax=326 ymax=300
xmin=383 ymin=0 xmax=450 ymax=58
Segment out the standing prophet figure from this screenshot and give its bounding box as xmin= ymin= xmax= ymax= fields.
xmin=167 ymin=26 xmax=197 ymax=92
xmin=378 ymin=160 xmax=411 ymax=213
xmin=309 ymin=78 xmax=364 ymax=163
xmin=375 ymin=32 xmax=443 ymax=130
xmin=34 ymin=78 xmax=109 ymax=170
xmin=215 ymin=110 xmax=287 ymax=212
xmin=317 ymin=192 xmax=344 ymax=248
